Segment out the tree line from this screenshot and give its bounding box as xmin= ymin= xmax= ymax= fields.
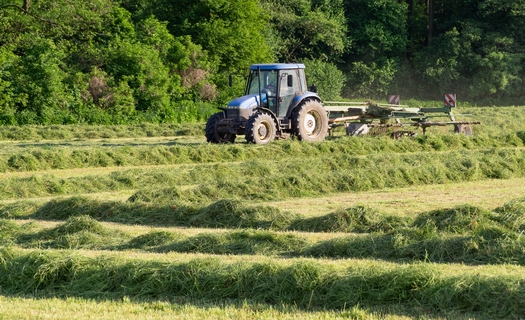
xmin=0 ymin=0 xmax=523 ymax=125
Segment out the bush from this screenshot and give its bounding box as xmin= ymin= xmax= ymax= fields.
xmin=304 ymin=59 xmax=345 ymax=100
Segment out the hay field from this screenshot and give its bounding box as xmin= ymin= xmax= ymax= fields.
xmin=1 ymin=106 xmax=525 ymax=319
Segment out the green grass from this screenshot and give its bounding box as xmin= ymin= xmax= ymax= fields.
xmin=1 ymin=146 xmax=524 ymax=202
xmin=0 ymin=123 xmax=204 ymax=141
xmin=0 ymin=247 xmax=524 ymax=318
xmin=1 ymin=106 xmax=525 ymax=319
xmin=0 ymin=295 xmax=379 ymax=320
xmin=3 ymin=199 xmax=525 ymax=266
xmin=0 ymin=128 xmax=523 ymax=173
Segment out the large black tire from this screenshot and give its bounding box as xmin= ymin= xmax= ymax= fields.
xmin=292 ymin=100 xmax=328 ymax=142
xmin=245 ymin=112 xmax=277 ymax=144
xmin=205 ymin=112 xmax=236 ymax=143
xmin=454 ymin=124 xmax=473 ymax=136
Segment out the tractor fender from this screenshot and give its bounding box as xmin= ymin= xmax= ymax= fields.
xmin=286 ymin=92 xmax=322 ymax=118
xmin=252 ymin=107 xmax=280 ymax=128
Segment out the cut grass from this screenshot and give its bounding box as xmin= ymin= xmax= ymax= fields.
xmin=4 ymin=200 xmax=525 ymax=265
xmin=3 ymin=176 xmax=525 ymax=220
xmin=0 ymin=247 xmax=524 ymax=318
xmin=269 ymin=177 xmax=525 ymax=217
xmin=0 ymin=130 xmax=523 ymax=172
xmin=1 ymin=113 xmax=525 ymax=319
xmin=120 ymin=147 xmax=525 ymax=203
xmin=1 ymin=146 xmax=515 ymax=201
xmin=0 ymin=123 xmax=204 ymax=141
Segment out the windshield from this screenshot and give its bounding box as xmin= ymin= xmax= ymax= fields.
xmin=246 ymin=70 xmax=278 ymax=95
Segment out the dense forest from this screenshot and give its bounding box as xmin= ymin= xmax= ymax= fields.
xmin=0 ymin=0 xmax=524 ymax=125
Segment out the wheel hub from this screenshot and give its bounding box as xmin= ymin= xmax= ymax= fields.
xmin=304 ymin=113 xmax=317 ymax=135
xmin=257 ymin=123 xmax=268 ymax=139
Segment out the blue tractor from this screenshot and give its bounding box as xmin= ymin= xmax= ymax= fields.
xmin=205 ymin=63 xmax=329 ymax=144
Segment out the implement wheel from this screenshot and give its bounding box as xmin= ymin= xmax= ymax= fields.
xmin=454 ymin=124 xmax=473 ymax=136
xmin=245 ymin=112 xmax=277 ymax=144
xmin=205 ymin=112 xmax=236 ymax=143
xmin=292 ymin=100 xmax=328 ymax=142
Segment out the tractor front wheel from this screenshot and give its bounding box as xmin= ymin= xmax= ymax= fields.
xmin=205 ymin=112 xmax=236 ymax=143
xmin=245 ymin=112 xmax=277 ymax=144
xmin=292 ymin=100 xmax=328 ymax=142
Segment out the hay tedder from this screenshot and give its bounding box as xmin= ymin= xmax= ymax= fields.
xmin=205 ymin=63 xmax=480 ymax=144
xmin=325 ymin=94 xmax=481 ymax=138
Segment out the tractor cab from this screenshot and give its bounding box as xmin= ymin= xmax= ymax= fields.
xmin=244 ymin=64 xmax=307 ymax=117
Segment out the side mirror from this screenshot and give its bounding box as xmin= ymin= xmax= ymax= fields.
xmin=228 ymin=74 xmax=233 ymax=87
xmin=287 ymin=74 xmax=293 ymax=87
xmin=309 ymin=84 xmax=317 ymax=93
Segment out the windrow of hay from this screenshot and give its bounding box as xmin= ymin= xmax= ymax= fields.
xmin=0 ymin=149 xmax=525 ymax=202
xmin=1 ymin=147 xmax=520 ymax=201
xmin=125 ymin=148 xmax=525 ymax=202
xmin=0 ymin=131 xmax=524 ymax=173
xmin=4 ymin=198 xmax=525 ymax=232
xmin=10 ymin=197 xmax=298 ymax=229
xmin=0 ymin=247 xmax=524 ymax=317
xmin=0 ymin=123 xmax=203 ymax=141
xmin=5 ymin=216 xmax=128 ymax=250
xmin=3 ymin=200 xmax=525 ymax=265
xmin=288 ymin=206 xmax=407 ymax=233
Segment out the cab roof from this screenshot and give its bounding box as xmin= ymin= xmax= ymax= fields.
xmin=249 ymin=63 xmax=305 ymax=70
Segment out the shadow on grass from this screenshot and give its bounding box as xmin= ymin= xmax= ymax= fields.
xmin=0 ymin=247 xmax=521 ymax=318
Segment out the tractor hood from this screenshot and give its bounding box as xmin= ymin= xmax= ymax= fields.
xmin=228 ymin=93 xmax=266 ymax=109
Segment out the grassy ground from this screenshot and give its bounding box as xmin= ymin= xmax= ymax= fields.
xmin=0 ymin=295 xmax=378 ymax=320
xmin=1 ymin=105 xmax=525 ymax=319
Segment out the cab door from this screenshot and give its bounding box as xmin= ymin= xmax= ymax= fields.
xmin=278 ymin=70 xmax=300 ymax=117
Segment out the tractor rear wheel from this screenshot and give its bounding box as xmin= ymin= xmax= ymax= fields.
xmin=205 ymin=112 xmax=236 ymax=143
xmin=245 ymin=112 xmax=277 ymax=144
xmin=292 ymin=100 xmax=328 ymax=142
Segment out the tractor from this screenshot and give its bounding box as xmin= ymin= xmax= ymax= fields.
xmin=205 ymin=63 xmax=328 ymax=144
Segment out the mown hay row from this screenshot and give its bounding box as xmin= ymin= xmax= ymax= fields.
xmin=0 ymin=247 xmax=523 ymax=317
xmin=129 ymin=148 xmax=525 ymax=202
xmin=3 ymin=196 xmax=525 ymax=232
xmin=0 ymin=131 xmax=524 ymax=173
xmin=0 ymin=123 xmax=203 ymax=141
xmin=0 ymin=197 xmax=295 ymax=228
xmin=1 ymin=147 xmax=524 ymax=201
xmin=3 ymin=199 xmax=525 ymax=265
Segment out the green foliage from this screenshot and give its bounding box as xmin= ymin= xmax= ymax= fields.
xmin=341 ymin=0 xmax=407 ymax=97
xmin=104 ymin=39 xmax=172 ymax=113
xmin=303 ymin=58 xmax=345 ymax=100
xmin=124 ymin=0 xmax=272 ymax=74
xmin=0 ymin=0 xmax=221 ymax=124
xmin=10 ymin=35 xmax=72 ymax=122
xmin=399 ymin=0 xmax=525 ymax=102
xmin=1 ymin=0 xmax=525 ymax=121
xmin=261 ymin=0 xmax=347 ymax=62
xmin=0 ymin=47 xmax=22 ymax=121
xmin=411 ymin=25 xmax=525 ymax=100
